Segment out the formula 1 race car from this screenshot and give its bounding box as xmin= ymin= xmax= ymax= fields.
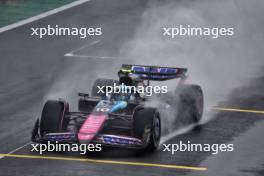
xmin=32 ymin=64 xmax=203 ymax=151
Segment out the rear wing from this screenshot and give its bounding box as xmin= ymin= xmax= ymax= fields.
xmin=119 ymin=64 xmax=187 ymax=83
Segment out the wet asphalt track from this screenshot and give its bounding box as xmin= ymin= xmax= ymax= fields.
xmin=0 ymin=0 xmax=264 ymax=175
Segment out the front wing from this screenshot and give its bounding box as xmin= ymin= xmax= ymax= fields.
xmin=32 ymin=132 xmax=146 ymax=149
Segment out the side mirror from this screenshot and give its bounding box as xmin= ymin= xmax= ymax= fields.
xmin=78 ymin=92 xmax=89 ymax=98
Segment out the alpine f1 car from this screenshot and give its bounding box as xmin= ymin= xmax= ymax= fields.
xmin=32 ymin=64 xmax=204 ymax=151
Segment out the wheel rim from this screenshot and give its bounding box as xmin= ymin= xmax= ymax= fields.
xmin=153 ymin=113 xmax=161 ymax=143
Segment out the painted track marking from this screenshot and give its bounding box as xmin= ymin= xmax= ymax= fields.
xmin=64 ymin=39 xmax=118 ymax=59
xmin=0 ymin=153 xmax=207 ymax=171
xmin=0 ymin=142 xmax=31 ymax=159
xmin=212 ymin=107 xmax=264 ymax=114
xmin=64 ymin=40 xmax=101 ymax=56
xmin=65 ymin=54 xmax=118 ymax=59
xmin=0 ymin=0 xmax=91 ymax=33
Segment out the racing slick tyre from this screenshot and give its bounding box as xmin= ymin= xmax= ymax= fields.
xmin=133 ymin=108 xmax=161 ymax=151
xmin=91 ymin=78 xmax=119 ymax=97
xmin=177 ymin=84 xmax=204 ymax=123
xmin=39 ymin=100 xmax=69 ymax=137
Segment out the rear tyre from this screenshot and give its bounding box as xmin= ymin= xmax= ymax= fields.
xmin=40 ymin=100 xmax=69 ymax=137
xmin=91 ymin=78 xmax=119 ymax=97
xmin=133 ymin=108 xmax=161 ymax=151
xmin=177 ymin=84 xmax=204 ymax=123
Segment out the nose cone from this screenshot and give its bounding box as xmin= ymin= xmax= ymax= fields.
xmin=78 ymin=114 xmax=106 ymax=144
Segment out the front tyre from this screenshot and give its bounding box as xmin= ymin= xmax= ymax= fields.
xmin=149 ymin=112 xmax=161 ymax=150
xmin=39 ymin=100 xmax=69 ymax=137
xmin=133 ymin=108 xmax=161 ymax=151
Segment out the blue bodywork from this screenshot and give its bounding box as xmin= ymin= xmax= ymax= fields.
xmin=110 ymin=101 xmax=127 ymax=112
xmin=95 ymin=100 xmax=128 ymax=114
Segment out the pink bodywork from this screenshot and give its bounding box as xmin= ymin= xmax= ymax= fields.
xmin=78 ymin=114 xmax=106 ymax=143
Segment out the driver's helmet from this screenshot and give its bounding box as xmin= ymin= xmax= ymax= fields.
xmin=110 ymin=84 xmax=134 ymax=101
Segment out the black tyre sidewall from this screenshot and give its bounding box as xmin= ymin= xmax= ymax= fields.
xmin=40 ymin=100 xmax=67 ymax=137
xmin=133 ymin=108 xmax=161 ymax=150
xmin=149 ymin=111 xmax=161 ymax=149
xmin=193 ymin=85 xmax=204 ymax=122
xmin=177 ymin=84 xmax=204 ymax=123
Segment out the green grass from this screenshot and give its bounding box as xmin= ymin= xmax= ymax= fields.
xmin=0 ymin=0 xmax=76 ymax=27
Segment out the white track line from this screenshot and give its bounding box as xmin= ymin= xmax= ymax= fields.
xmin=65 ymin=39 xmax=101 ymax=55
xmin=0 ymin=0 xmax=91 ymax=33
xmin=64 ymin=39 xmax=118 ymax=59
xmin=65 ymin=54 xmax=118 ymax=59
xmin=0 ymin=142 xmax=31 ymax=160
